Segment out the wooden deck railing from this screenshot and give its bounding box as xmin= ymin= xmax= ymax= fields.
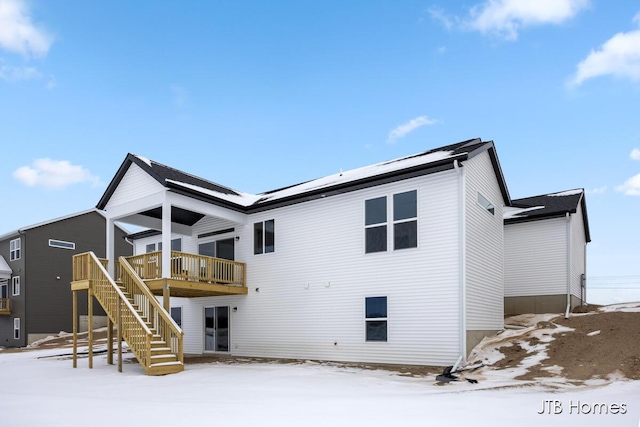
xmin=72 ymin=252 xmax=183 ymax=372
xmin=118 ymin=257 xmax=183 ymax=363
xmin=126 ymin=251 xmax=246 ymax=287
xmin=0 ymin=298 xmax=9 ymax=313
xmin=72 ymin=253 xmax=108 ymax=281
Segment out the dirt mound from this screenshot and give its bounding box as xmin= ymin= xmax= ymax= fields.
xmin=487 ymin=309 xmax=640 ymax=382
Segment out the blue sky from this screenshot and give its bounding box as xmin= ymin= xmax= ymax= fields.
xmin=1 ymin=0 xmax=639 ymax=302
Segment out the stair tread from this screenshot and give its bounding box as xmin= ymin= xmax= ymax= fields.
xmin=149 ymin=361 xmax=183 ymax=367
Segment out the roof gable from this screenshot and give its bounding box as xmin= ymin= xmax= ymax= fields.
xmin=504 ymin=189 xmax=591 ymax=242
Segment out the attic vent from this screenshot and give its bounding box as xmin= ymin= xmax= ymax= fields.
xmin=49 ymin=239 xmax=76 ymax=250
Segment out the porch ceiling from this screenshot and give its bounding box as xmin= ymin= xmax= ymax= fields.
xmin=140 ymin=206 xmax=205 ymax=226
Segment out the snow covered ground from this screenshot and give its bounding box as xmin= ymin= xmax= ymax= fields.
xmin=1 ymin=303 xmax=639 ymax=427
xmin=0 ymin=347 xmax=638 ymax=427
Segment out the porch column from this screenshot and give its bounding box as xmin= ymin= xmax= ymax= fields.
xmin=106 ymin=216 xmax=116 ymax=277
xmin=161 ymin=201 xmax=172 ymax=279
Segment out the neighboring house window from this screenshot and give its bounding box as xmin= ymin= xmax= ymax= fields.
xmin=49 ymin=239 xmax=75 ymax=250
xmin=365 ymin=190 xmax=418 ymax=253
xmin=12 ymin=276 xmax=20 ymax=296
xmin=170 ymin=307 xmax=182 ymax=328
xmin=0 ymin=280 xmax=7 ymax=302
xmin=10 ymin=238 xmax=21 ymax=261
xmin=14 ymin=318 xmax=20 ymax=340
xmin=477 ymin=192 xmax=495 ymax=215
xmin=254 ymin=220 xmax=275 ymax=254
xmin=365 ymin=296 xmax=387 ymax=342
xmin=365 ymin=196 xmax=387 ymax=253
xmin=393 ymin=190 xmax=418 ymax=250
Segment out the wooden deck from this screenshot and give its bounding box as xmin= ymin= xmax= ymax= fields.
xmin=73 ymin=251 xmax=247 ymax=298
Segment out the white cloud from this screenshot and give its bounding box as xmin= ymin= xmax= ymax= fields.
xmin=586 ymin=185 xmax=607 ymax=195
xmin=386 ymin=116 xmax=438 ymax=144
xmin=13 ymin=159 xmax=101 ymax=189
xmin=568 ymin=15 xmax=640 ymax=87
xmin=615 ymin=173 xmax=640 ymax=196
xmin=631 ymin=148 xmax=640 ymax=160
xmin=0 ymin=63 xmax=41 ymax=81
xmin=0 ymin=0 xmax=53 ymax=57
xmin=431 ymin=0 xmax=589 ymax=41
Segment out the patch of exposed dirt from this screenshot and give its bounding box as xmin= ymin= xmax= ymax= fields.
xmin=489 ymin=310 xmax=640 ymax=382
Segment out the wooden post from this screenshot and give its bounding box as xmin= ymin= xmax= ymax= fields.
xmin=107 ymin=317 xmax=113 ymax=365
xmin=72 ymin=290 xmax=77 ymax=368
xmin=88 ymin=288 xmax=93 ymax=369
xmin=117 ymin=300 xmax=122 ymax=373
xmin=163 ymin=279 xmax=170 ymax=312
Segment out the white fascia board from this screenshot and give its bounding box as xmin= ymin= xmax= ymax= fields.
xmin=104 ymin=191 xmax=167 ymax=220
xmin=166 ymin=192 xmax=247 ymax=225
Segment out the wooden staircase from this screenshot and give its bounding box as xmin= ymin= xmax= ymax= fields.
xmin=71 ymin=252 xmax=183 ymax=376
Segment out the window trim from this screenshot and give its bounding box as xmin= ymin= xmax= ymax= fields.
xmin=12 ymin=276 xmax=20 ymax=296
xmin=14 ymin=318 xmax=20 ymax=340
xmin=49 ymin=239 xmax=76 ymax=250
xmin=9 ymin=238 xmax=21 ymax=261
xmin=477 ymin=192 xmax=495 ymax=216
xmin=365 ymin=296 xmax=388 ymax=342
xmin=364 ymin=190 xmax=418 ymax=254
xmin=254 ymin=219 xmax=275 ymax=255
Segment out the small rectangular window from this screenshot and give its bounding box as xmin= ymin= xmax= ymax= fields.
xmin=10 ymin=238 xmax=21 ymax=261
xmin=12 ymin=276 xmax=20 ymax=296
xmin=264 ymin=220 xmax=275 ymax=253
xmin=477 ymin=193 xmax=495 ymax=215
xmin=171 ymin=238 xmax=182 ymax=251
xmin=146 ymin=243 xmax=156 ymax=253
xmin=393 ymin=191 xmax=417 ymax=250
xmin=365 ymin=197 xmax=387 ymax=253
xmin=170 ymin=307 xmax=182 ymax=328
xmin=49 ymin=239 xmax=75 ymax=250
xmin=365 ymin=296 xmax=387 ymax=342
xmin=254 ymin=220 xmax=275 ymax=254
xmin=14 ymin=318 xmax=20 ymax=340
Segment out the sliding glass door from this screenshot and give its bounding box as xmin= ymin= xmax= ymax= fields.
xmin=204 ymin=306 xmax=229 ymax=352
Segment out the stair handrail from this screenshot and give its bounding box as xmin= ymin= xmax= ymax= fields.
xmin=84 ymin=252 xmax=154 ymax=368
xmin=118 ymin=256 xmax=184 ymax=362
xmin=86 ymin=252 xmax=152 ymax=336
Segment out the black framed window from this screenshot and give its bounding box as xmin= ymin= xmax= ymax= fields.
xmin=393 ymin=190 xmax=417 ymax=250
xmin=365 ymin=296 xmax=387 ymax=342
xmin=170 ymin=307 xmax=182 ymax=328
xmin=254 ymin=220 xmax=275 ymax=254
xmin=365 ymin=197 xmax=387 ymax=253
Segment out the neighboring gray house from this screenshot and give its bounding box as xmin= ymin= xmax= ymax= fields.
xmin=504 ymin=189 xmax=591 ymax=315
xmin=0 ymin=210 xmax=132 ymax=347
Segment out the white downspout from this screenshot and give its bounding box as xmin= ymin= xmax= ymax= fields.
xmin=454 ymin=160 xmax=467 ymax=361
xmin=565 ymin=212 xmax=572 ymax=319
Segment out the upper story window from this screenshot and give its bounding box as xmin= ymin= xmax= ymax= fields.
xmin=393 ymin=190 xmax=417 ymax=250
xmin=49 ymin=239 xmax=75 ymax=250
xmin=365 ymin=196 xmax=387 ymax=253
xmin=10 ymin=238 xmax=21 ymax=261
xmin=12 ymin=276 xmax=20 ymax=296
xmin=365 ymin=190 xmax=418 ymax=253
xmin=254 ymin=220 xmax=275 ymax=254
xmin=477 ymin=192 xmax=495 ymax=215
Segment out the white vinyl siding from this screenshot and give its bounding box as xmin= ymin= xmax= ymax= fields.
xmin=504 ymin=217 xmax=568 ymax=297
xmin=180 ymin=170 xmax=462 ymax=366
xmin=464 ymin=152 xmax=504 ymax=330
xmin=104 ymin=163 xmax=166 ymax=210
